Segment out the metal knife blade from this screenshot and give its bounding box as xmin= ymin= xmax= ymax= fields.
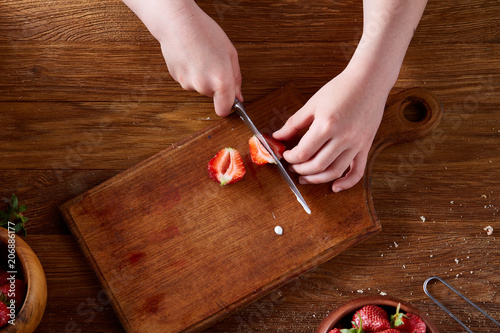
xmin=233 ymin=99 xmax=311 ymax=214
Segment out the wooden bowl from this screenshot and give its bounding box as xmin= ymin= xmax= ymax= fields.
xmin=316 ymin=295 xmax=439 ymax=333
xmin=0 ymin=228 xmax=47 ymax=332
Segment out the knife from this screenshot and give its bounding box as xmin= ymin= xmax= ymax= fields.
xmin=233 ymin=99 xmax=311 ymax=215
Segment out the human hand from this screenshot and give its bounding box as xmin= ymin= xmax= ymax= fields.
xmin=155 ymin=2 xmax=242 ymax=116
xmin=273 ymin=67 xmax=389 ymax=192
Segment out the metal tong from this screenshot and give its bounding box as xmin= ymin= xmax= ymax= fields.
xmin=423 ymin=276 xmax=500 ymax=332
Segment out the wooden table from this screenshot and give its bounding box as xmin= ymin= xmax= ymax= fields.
xmin=0 ymin=1 xmax=498 ymax=332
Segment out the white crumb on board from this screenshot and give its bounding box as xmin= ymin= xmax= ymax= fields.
xmin=380 ymin=291 xmax=387 ymax=296
xmin=483 ymin=226 xmax=493 ymax=236
xmin=274 ymin=226 xmax=283 ymax=235
xmin=420 ymin=216 xmax=426 ymax=222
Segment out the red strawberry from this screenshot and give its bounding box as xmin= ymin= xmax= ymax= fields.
xmin=248 ymin=134 xmax=286 ymax=165
xmin=403 ymin=313 xmax=426 ymax=333
xmin=0 ymin=270 xmax=9 ymax=285
xmin=352 ymin=305 xmax=390 ymax=332
xmin=391 ymin=302 xmax=410 ymax=331
xmin=328 ymin=319 xmax=363 ymax=333
xmin=0 ymin=279 xmax=26 ymax=311
xmin=0 ymin=301 xmax=9 ymax=328
xmin=377 ymin=330 xmax=402 ymax=333
xmin=391 ymin=303 xmax=426 ymax=333
xmin=208 ymin=148 xmax=246 ymax=185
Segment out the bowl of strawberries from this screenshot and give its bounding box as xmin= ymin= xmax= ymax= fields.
xmin=0 ymin=227 xmax=47 ymax=332
xmin=316 ymin=295 xmax=439 ymax=333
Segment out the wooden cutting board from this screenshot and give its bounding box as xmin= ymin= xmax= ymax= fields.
xmin=60 ymin=83 xmax=442 ymax=333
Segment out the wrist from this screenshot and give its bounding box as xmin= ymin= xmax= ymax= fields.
xmin=123 ymin=0 xmax=199 ymax=43
xmin=345 ymin=45 xmax=401 ymax=97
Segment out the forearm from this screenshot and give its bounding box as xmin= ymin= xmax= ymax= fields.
xmin=349 ymin=0 xmax=428 ymax=93
xmin=121 ymin=0 xmax=199 ymax=42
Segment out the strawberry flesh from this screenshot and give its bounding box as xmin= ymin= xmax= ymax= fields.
xmin=248 ymin=134 xmax=286 ymax=165
xmin=208 ymin=148 xmax=246 ymax=185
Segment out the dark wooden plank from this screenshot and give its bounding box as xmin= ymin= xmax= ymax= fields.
xmin=0 ymin=101 xmax=216 ymax=169
xmin=0 ymin=170 xmax=121 ymax=235
xmin=0 ymin=0 xmax=497 ymax=43
xmin=0 ymin=42 xmax=498 ymax=103
xmin=0 ymin=99 xmax=498 ymax=171
xmin=21 ymin=235 xmax=123 ymax=333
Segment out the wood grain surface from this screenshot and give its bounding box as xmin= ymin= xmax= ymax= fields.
xmin=0 ymin=0 xmax=498 ymax=332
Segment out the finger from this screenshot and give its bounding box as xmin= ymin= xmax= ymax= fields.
xmin=331 ymin=151 xmax=368 ymax=192
xmin=212 ymin=73 xmax=237 ymax=117
xmin=297 ymin=149 xmax=356 ymax=185
xmin=213 ymin=89 xmax=235 ymax=117
xmin=231 ymin=51 xmax=244 ymax=103
xmin=272 ymin=106 xmax=314 ymax=141
xmin=282 ymin=120 xmax=332 ymax=164
xmin=289 ymin=138 xmax=343 ymax=175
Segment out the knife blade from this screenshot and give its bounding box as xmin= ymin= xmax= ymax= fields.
xmin=233 ymin=99 xmax=311 ymax=215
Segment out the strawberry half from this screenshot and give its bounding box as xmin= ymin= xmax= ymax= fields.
xmin=352 ymin=304 xmax=390 ymax=332
xmin=208 ymin=148 xmax=246 ymax=185
xmin=248 ymin=134 xmax=286 ymax=165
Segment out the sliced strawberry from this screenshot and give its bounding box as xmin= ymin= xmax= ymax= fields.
xmin=208 ymin=148 xmax=246 ymax=185
xmin=248 ymin=134 xmax=286 ymax=165
xmin=378 ymin=329 xmax=403 ymax=333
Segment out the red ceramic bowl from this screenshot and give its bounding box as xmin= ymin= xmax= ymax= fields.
xmin=316 ymin=295 xmax=439 ymax=333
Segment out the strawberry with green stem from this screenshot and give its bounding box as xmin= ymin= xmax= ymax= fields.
xmin=391 ymin=303 xmax=410 ymax=330
xmin=352 ymin=305 xmax=391 ymax=332
xmin=390 ymin=303 xmax=426 ymax=333
xmin=329 ymin=314 xmax=364 ymax=333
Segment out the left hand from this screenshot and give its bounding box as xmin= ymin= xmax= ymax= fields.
xmin=273 ymin=66 xmax=388 ymax=192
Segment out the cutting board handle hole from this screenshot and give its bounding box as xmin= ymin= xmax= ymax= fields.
xmin=402 ymin=98 xmax=429 ymax=123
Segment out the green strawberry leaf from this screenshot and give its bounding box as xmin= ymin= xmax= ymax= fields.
xmin=14 ymin=222 xmax=24 ymax=233
xmin=10 ymin=193 xmax=18 ymax=210
xmin=391 ymin=303 xmax=408 ymax=328
xmin=1 ymin=193 xmax=28 ymax=236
